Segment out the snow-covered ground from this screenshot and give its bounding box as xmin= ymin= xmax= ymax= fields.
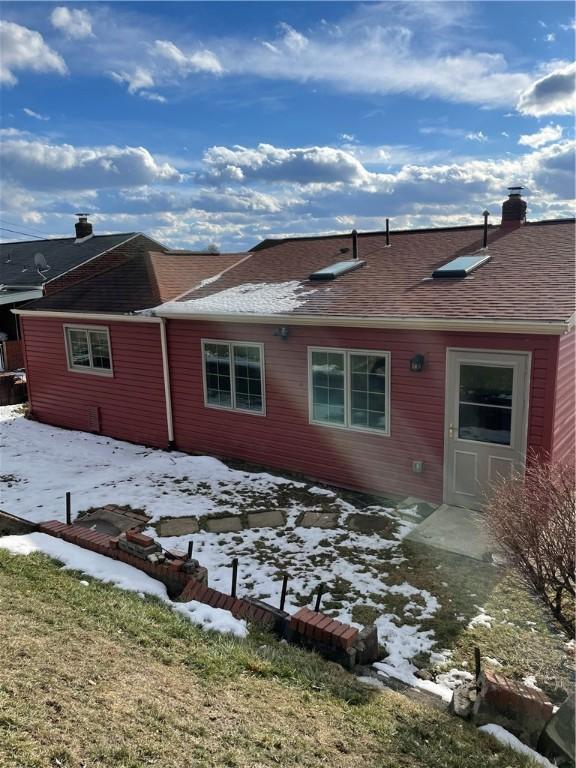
xmin=0 ymin=406 xmax=468 ymax=700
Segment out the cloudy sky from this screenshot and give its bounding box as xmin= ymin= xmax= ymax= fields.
xmin=0 ymin=1 xmax=574 ymax=250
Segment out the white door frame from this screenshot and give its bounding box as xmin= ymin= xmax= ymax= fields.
xmin=442 ymin=347 xmax=532 ymax=508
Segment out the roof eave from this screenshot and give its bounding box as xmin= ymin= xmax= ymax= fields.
xmin=149 ymin=311 xmax=571 ymax=335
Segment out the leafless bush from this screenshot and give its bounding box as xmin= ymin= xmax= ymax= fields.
xmin=486 ymin=457 xmax=575 ymax=637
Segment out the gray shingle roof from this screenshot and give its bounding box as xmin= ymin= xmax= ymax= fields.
xmin=0 ymin=233 xmax=138 ymax=288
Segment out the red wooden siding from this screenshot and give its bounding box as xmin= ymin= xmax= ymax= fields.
xmin=551 ymin=329 xmax=575 ymax=465
xmin=167 ymin=321 xmax=558 ymax=502
xmin=22 ymin=316 xmax=169 ymax=449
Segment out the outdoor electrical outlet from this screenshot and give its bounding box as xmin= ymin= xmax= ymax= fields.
xmin=412 ymin=460 xmax=424 ymax=474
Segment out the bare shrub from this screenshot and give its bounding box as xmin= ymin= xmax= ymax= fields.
xmin=486 ymin=457 xmax=575 ymax=637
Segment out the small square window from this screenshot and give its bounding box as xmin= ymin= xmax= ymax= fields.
xmin=65 ymin=326 xmax=112 ymax=375
xmin=202 ymin=340 xmax=265 ymax=415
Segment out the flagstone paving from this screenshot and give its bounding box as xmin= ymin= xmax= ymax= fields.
xmin=205 ymin=515 xmax=244 ymax=533
xmin=299 ymin=511 xmax=340 ymax=529
xmin=247 ymin=509 xmax=286 ymax=528
xmin=155 ymin=516 xmax=200 ymax=536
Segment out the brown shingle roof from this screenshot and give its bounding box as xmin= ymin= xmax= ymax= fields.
xmin=23 ymin=251 xmax=247 ymax=313
xmin=166 ymin=220 xmax=575 ymax=323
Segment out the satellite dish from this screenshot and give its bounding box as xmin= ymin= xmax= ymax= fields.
xmin=34 ymin=252 xmax=50 ymax=272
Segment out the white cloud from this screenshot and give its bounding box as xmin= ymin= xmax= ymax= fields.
xmin=544 ymin=33 xmax=556 ymax=43
xmin=0 ymin=137 xmax=182 ymax=191
xmin=50 ymin=7 xmax=94 ymax=40
xmin=220 ymin=20 xmax=532 ymax=109
xmin=465 ymin=131 xmax=488 ymax=142
xmin=23 ymin=107 xmax=49 ymax=121
xmin=152 ymin=39 xmax=223 ymax=75
xmin=518 ymin=124 xmax=563 ymax=149
xmin=201 ymin=143 xmax=373 ymax=186
xmin=0 ymin=20 xmax=67 ymax=86
xmin=140 ymin=91 xmax=167 ymax=104
xmin=517 ymin=62 xmax=576 ymax=116
xmin=110 ymin=67 xmax=155 ymax=94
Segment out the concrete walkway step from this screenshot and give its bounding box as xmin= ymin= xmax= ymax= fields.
xmin=405 ymin=504 xmax=494 ymax=562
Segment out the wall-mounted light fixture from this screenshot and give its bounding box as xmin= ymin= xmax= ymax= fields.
xmin=273 ymin=326 xmax=289 ymax=340
xmin=409 ymin=354 xmax=425 ymax=372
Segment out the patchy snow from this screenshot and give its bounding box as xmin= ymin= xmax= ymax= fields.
xmin=0 ymin=405 xmax=305 ymax=525
xmin=468 ymin=607 xmax=494 ymax=629
xmin=522 ymin=675 xmax=542 ymax=690
xmin=0 ymin=406 xmax=468 ymax=692
xmin=156 ymin=280 xmax=317 ymax=315
xmin=0 ymin=532 xmax=247 ymax=637
xmin=478 ymin=725 xmax=556 ymax=767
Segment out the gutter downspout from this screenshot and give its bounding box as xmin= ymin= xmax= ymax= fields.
xmin=159 ymin=317 xmax=174 ymax=448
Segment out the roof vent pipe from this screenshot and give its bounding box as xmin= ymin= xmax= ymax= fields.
xmin=385 ymin=218 xmax=391 ymax=247
xmin=352 ymin=229 xmax=359 ymax=260
xmin=482 ymin=210 xmax=490 ymax=249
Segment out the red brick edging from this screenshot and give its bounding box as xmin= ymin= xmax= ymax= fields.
xmin=35 ymin=519 xmax=374 ymax=666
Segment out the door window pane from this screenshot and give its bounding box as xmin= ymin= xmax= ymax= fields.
xmin=459 ymin=403 xmax=511 ymax=445
xmin=311 ymin=350 xmax=345 ymax=425
xmin=458 ymin=363 xmax=513 ymax=445
xmin=459 ymin=365 xmax=513 ymax=407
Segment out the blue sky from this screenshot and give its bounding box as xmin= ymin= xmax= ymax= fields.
xmin=1 ymin=1 xmax=574 ymax=250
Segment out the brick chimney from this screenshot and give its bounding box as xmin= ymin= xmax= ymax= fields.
xmin=501 ymin=187 xmax=527 ymax=228
xmin=75 ymin=213 xmax=93 ymax=240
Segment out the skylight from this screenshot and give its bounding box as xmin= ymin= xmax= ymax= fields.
xmin=309 ymin=260 xmax=366 ymax=281
xmin=432 ymin=253 xmax=491 ymax=279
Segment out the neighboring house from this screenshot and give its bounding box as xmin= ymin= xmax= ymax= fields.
xmin=15 ymin=191 xmax=576 ymax=508
xmin=0 ymin=215 xmax=165 ymax=370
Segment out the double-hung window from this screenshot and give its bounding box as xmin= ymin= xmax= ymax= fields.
xmin=309 ymin=347 xmax=390 ymax=434
xmin=65 ymin=325 xmax=112 ymax=375
xmin=202 ymin=340 xmax=265 ymax=415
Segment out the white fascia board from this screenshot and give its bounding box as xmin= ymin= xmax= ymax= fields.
xmin=149 ymin=311 xmax=569 ymax=335
xmin=13 ymin=308 xmax=161 ymax=324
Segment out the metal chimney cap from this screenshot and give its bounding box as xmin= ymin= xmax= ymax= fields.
xmin=507 ymin=186 xmax=524 ymax=195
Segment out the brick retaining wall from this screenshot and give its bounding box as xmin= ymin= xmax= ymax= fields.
xmin=33 ymin=518 xmax=378 ymax=668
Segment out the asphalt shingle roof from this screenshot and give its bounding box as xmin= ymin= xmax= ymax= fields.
xmin=0 ymin=233 xmax=138 ymax=288
xmin=166 ymin=220 xmax=575 ymax=323
xmin=23 ymin=251 xmax=248 ymax=313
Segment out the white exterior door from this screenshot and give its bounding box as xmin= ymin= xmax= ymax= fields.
xmin=444 ymin=349 xmax=530 ymax=510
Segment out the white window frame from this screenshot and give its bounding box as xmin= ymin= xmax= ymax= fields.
xmin=64 ymin=324 xmax=113 ymax=377
xmin=201 ymin=339 xmax=266 ymax=416
xmin=308 ymin=346 xmax=391 ymax=436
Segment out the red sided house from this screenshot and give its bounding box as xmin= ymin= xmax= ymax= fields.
xmin=0 ymin=214 xmax=166 ymax=373
xmin=15 ymin=191 xmax=576 ymax=509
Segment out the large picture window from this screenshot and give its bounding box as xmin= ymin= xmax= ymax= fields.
xmin=202 ymin=340 xmax=265 ymax=415
xmin=64 ymin=326 xmax=112 ymax=375
xmin=309 ymin=348 xmax=390 ymax=434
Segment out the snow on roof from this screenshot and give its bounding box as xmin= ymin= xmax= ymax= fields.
xmin=155 ymin=280 xmax=317 ymax=315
